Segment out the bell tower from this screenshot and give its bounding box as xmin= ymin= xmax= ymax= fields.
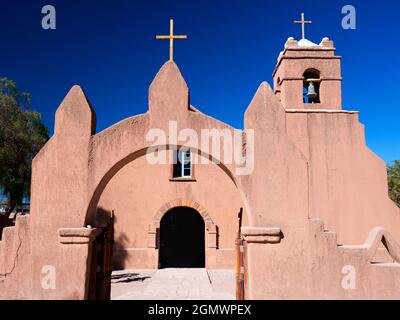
xmin=272 ymin=36 xmax=342 ymax=110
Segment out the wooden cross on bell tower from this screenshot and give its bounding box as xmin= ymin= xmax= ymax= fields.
xmin=294 ymin=13 xmax=312 ymax=39
xmin=156 ymin=19 xmax=188 ymax=61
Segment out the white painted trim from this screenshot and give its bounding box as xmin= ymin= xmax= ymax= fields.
xmin=285 ymin=109 xmax=359 ymax=114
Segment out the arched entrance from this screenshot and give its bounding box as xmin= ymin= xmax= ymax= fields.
xmin=159 ymin=207 xmax=205 ymax=269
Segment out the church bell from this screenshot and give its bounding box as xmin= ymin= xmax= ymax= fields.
xmin=307 ymin=81 xmax=318 ymax=100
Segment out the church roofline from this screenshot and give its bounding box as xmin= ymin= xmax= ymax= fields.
xmin=272 ymin=55 xmax=341 ymax=78
xmin=271 ymin=37 xmax=339 ymax=77
xmin=285 ymin=109 xmax=359 ymax=114
xmin=93 ymin=112 xmax=149 ymax=137
xmin=284 ymin=47 xmax=336 ymax=52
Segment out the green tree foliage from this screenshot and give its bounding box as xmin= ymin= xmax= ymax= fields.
xmin=0 ymin=78 xmax=49 ymax=219
xmin=388 ymin=160 xmax=400 ymax=207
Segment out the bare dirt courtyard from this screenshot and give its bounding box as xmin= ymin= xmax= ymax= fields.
xmin=111 ymin=269 xmax=235 ymax=300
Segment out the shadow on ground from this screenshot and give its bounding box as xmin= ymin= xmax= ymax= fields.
xmin=111 ymin=272 xmax=151 ymax=283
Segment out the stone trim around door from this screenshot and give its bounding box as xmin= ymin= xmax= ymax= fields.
xmin=148 ymin=199 xmax=218 ymax=249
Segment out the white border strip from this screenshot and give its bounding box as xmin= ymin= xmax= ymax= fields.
xmin=286 ymin=109 xmax=359 ymax=114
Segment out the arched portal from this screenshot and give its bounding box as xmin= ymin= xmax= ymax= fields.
xmin=159 ymin=207 xmax=205 ymax=269
xmin=89 ymin=145 xmax=249 ymax=271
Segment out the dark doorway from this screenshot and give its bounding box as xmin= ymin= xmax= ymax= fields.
xmin=159 ymin=207 xmax=205 ymax=268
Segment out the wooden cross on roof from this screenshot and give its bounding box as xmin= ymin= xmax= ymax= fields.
xmin=294 ymin=13 xmax=312 ymax=39
xmin=156 ymin=19 xmax=187 ymax=61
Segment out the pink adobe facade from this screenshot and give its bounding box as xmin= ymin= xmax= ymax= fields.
xmin=0 ymin=36 xmax=400 ymax=299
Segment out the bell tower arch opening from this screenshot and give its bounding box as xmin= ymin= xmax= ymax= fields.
xmin=303 ymin=69 xmax=321 ymax=104
xmin=158 ymin=206 xmax=205 ymax=269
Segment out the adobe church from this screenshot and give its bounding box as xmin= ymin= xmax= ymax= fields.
xmin=1 ymin=17 xmax=400 ymax=299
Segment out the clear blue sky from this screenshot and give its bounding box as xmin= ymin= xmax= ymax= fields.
xmin=1 ymin=0 xmax=399 ymax=163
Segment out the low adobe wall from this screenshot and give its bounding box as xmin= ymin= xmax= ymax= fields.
xmin=243 ymin=219 xmax=400 ymax=299
xmin=0 ymin=215 xmax=32 ymax=299
xmin=0 ymin=216 xmax=102 ymax=300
